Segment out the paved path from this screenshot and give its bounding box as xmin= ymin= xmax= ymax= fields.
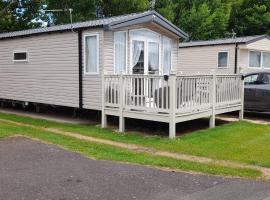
xmin=0 ymin=137 xmax=270 ymax=200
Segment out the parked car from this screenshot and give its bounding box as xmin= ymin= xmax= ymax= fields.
xmin=244 ymin=72 xmax=270 ymax=112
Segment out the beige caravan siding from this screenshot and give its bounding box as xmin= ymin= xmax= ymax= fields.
xmin=238 ymin=49 xmax=250 ymax=73
xmin=238 ymin=38 xmax=270 ymax=73
xmin=0 ymin=32 xmax=79 ymax=107
xmin=82 ymin=28 xmax=104 ymax=110
xmin=178 ymin=44 xmax=236 ymax=74
xmin=246 ymin=38 xmax=270 ymax=51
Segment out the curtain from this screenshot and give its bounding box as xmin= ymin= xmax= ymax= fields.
xmin=114 ymin=32 xmax=126 ymax=74
xmin=132 ymin=41 xmax=144 ymax=67
xmin=263 ymin=52 xmax=270 ymax=68
xmin=148 ymin=42 xmax=159 ymax=74
xmin=86 ymin=36 xmax=97 ymax=73
xmin=249 ymin=51 xmax=261 ymax=68
xmin=163 ymin=38 xmax=172 ymax=74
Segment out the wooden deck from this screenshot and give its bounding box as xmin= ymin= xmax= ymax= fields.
xmin=101 ymin=73 xmax=244 ymax=138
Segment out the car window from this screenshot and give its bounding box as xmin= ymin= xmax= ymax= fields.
xmin=261 ymin=73 xmax=270 ymax=84
xmin=244 ymin=74 xmax=259 ymax=85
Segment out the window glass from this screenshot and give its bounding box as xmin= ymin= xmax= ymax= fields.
xmin=148 ymin=42 xmax=159 ymax=74
xmin=13 ymin=52 xmax=27 ymax=61
xmin=163 ymin=38 xmax=172 ymax=74
xmin=249 ymin=51 xmax=261 ymax=68
xmin=244 ymin=74 xmax=259 ymax=85
xmin=132 ymin=40 xmax=145 ymax=74
xmin=218 ymin=52 xmax=228 ymax=68
xmin=262 ymin=74 xmax=270 ymax=84
xmin=85 ymin=35 xmax=98 ymax=74
xmin=263 ymin=52 xmax=270 ymax=69
xmin=114 ymin=32 xmax=126 ymax=74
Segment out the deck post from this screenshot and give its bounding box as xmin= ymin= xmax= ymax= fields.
xmin=101 ymin=70 xmax=107 ymax=128
xmin=210 ymin=73 xmax=216 ymax=128
xmin=169 ymin=72 xmax=177 ymax=139
xmin=239 ymin=74 xmax=244 ymax=120
xmin=119 ymin=73 xmax=125 ymax=132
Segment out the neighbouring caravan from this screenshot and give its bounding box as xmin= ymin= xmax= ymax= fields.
xmin=0 ymin=10 xmax=187 ymax=110
xmin=178 ymin=35 xmax=270 ymax=74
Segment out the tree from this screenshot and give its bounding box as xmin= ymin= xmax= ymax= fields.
xmin=98 ymin=0 xmax=149 ymax=17
xmin=155 ymin=0 xmax=176 ymax=22
xmin=173 ymin=0 xmax=232 ymax=40
xmin=229 ymin=0 xmax=270 ymax=36
xmin=0 ymin=0 xmax=43 ymax=33
xmin=43 ymin=0 xmax=96 ymax=25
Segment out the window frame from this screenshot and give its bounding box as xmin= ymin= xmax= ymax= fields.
xmin=248 ymin=50 xmax=270 ymax=69
xmin=217 ymin=51 xmax=229 ymax=68
xmin=114 ymin=31 xmax=128 ymax=74
xmin=83 ymin=33 xmax=99 ymax=75
xmin=163 ymin=36 xmax=173 ymax=74
xmin=248 ymin=50 xmax=262 ymax=69
xmin=13 ymin=50 xmax=29 ymax=63
xmin=262 ymin=51 xmax=270 ymax=69
xmin=129 ymin=28 xmax=162 ymax=75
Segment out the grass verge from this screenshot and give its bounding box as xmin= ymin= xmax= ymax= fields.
xmin=1 ymin=112 xmax=270 ymax=167
xmin=0 ymin=120 xmax=262 ymax=179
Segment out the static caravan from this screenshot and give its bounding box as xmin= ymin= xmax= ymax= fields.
xmin=178 ymin=35 xmax=270 ymax=74
xmin=0 ymin=11 xmax=244 ymax=138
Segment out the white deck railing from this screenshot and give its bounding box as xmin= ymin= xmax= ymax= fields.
xmin=102 ymin=73 xmax=244 ymax=138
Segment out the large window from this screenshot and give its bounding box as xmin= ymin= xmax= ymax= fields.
xmin=249 ymin=51 xmax=270 ymax=69
xmin=84 ymin=34 xmax=99 ymax=74
xmin=217 ymin=51 xmax=228 ymax=68
xmin=163 ymin=37 xmax=172 ymax=74
xmin=13 ymin=51 xmax=28 ymax=62
xmin=114 ymin=31 xmax=127 ymax=74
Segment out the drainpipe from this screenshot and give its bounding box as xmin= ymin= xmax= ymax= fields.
xmin=234 ymin=43 xmax=239 ymax=74
xmin=78 ymin=29 xmax=83 ymax=109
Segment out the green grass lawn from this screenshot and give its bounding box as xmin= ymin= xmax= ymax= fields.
xmin=0 ymin=112 xmax=270 ymax=168
xmin=0 ymin=121 xmax=260 ymax=179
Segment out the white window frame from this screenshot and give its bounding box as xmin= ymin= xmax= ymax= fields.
xmin=217 ymin=51 xmax=229 ymax=68
xmin=83 ymin=33 xmax=99 ymax=75
xmin=248 ymin=50 xmax=270 ymax=69
xmin=248 ymin=50 xmax=262 ymax=69
xmin=114 ymin=31 xmax=128 ymax=74
xmin=162 ymin=36 xmax=173 ymax=74
xmin=262 ymin=51 xmax=270 ymax=69
xmin=13 ymin=50 xmax=29 ymax=62
xmin=129 ymin=28 xmax=162 ymax=75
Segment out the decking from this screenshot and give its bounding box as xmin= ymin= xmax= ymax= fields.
xmin=101 ymin=73 xmax=244 ymax=138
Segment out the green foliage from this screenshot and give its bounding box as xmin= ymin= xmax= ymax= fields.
xmin=43 ymin=0 xmax=96 ymax=25
xmin=97 ymin=0 xmax=149 ymax=17
xmin=229 ymin=0 xmax=270 ymax=36
xmin=0 ymin=0 xmax=43 ymax=33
